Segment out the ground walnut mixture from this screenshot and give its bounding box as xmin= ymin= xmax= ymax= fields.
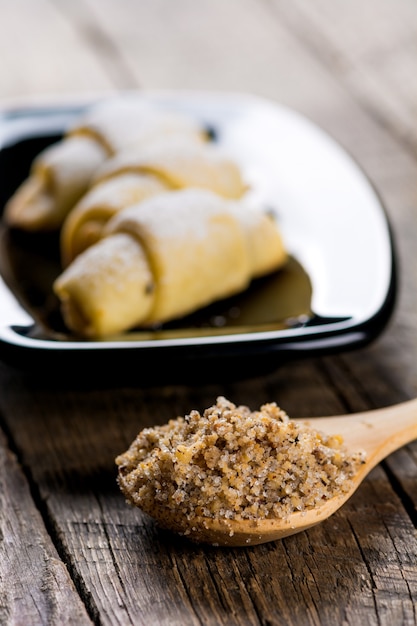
xmin=116 ymin=396 xmax=366 ymax=525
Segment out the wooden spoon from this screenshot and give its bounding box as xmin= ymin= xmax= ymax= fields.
xmin=167 ymin=398 xmax=417 ymax=547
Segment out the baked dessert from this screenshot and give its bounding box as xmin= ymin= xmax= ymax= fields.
xmin=53 ymin=188 xmax=287 ymax=338
xmin=3 ymin=97 xmax=206 ymax=231
xmin=60 ymin=136 xmax=247 ymax=266
xmin=3 ymin=96 xmax=288 ymax=341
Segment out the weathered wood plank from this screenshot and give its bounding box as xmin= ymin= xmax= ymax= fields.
xmin=0 ymin=428 xmax=92 ymax=625
xmin=0 ymin=0 xmax=115 ymax=101
xmin=67 ymin=0 xmax=416 ymax=149
xmin=0 ymin=362 xmax=416 ymax=625
xmin=56 ymin=0 xmax=348 ymax=110
xmin=49 ymin=0 xmax=140 ymax=91
xmin=268 ymin=0 xmax=417 ymax=148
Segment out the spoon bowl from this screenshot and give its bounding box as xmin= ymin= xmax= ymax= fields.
xmin=165 ymin=398 xmax=417 ymax=546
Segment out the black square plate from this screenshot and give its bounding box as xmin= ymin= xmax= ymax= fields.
xmin=0 ymin=92 xmax=396 ymax=384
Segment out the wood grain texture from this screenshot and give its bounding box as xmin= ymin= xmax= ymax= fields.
xmin=0 ymin=0 xmax=116 ymax=102
xmin=0 ymin=428 xmax=92 ymax=625
xmin=0 ymin=0 xmax=416 ymax=623
xmin=269 ymin=0 xmax=417 ymax=150
xmin=1 ymin=362 xmax=416 ymax=625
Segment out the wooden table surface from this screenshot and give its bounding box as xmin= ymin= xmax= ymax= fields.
xmin=1 ymin=1 xmax=417 ymax=624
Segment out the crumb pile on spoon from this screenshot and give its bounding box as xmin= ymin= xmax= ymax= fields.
xmin=116 ymin=396 xmax=366 ymax=541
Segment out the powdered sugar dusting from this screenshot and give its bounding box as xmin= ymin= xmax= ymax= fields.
xmin=57 ymin=232 xmax=148 ymax=290
xmin=107 ymin=188 xmax=233 ymax=241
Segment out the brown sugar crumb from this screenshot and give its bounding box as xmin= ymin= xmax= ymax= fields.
xmin=116 ymin=396 xmax=366 ymax=527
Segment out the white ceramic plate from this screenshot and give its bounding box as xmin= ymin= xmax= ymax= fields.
xmin=0 ymin=92 xmax=396 ymax=383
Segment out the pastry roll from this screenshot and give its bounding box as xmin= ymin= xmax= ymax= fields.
xmin=60 ymin=172 xmax=169 ymax=266
xmin=53 ymin=188 xmax=287 ymax=339
xmin=4 ymin=98 xmax=206 ymax=231
xmin=94 ymin=137 xmax=246 ymax=199
xmin=56 ymin=232 xmax=156 ymax=338
xmin=227 ymin=204 xmax=287 ymax=278
xmin=4 ymin=135 xmax=107 ymax=231
xmin=60 ymin=137 xmax=248 ymax=266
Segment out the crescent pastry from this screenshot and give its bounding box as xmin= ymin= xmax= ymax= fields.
xmin=53 ymin=188 xmax=287 ymax=338
xmin=3 ymin=98 xmax=206 ymax=231
xmin=60 ymin=137 xmax=247 ymax=266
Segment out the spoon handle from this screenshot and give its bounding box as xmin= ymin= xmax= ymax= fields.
xmin=296 ymin=397 xmax=417 ymax=469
